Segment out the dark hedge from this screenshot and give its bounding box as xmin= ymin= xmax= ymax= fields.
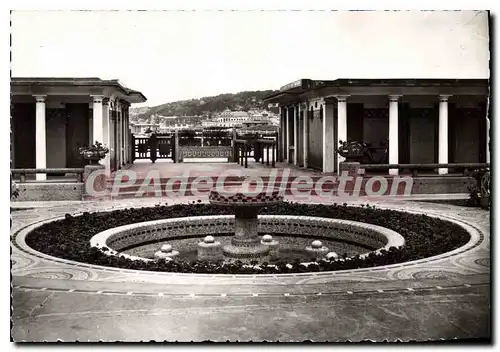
xmin=23 ymin=202 xmax=470 ymax=274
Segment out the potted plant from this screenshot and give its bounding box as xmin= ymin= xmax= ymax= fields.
xmin=79 ymin=141 xmax=109 ymax=165
xmin=336 ymin=140 xmax=364 ymax=163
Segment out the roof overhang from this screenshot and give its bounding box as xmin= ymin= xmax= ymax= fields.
xmin=11 ymin=77 xmax=147 ymax=104
xmin=264 ymin=78 xmax=489 ymax=105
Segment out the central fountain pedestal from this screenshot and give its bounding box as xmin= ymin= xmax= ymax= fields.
xmin=223 ymin=207 xmax=270 ymax=260
xmin=209 ymin=187 xmax=284 ymax=262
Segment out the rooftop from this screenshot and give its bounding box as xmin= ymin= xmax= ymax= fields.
xmin=264 ymin=78 xmax=489 ymax=103
xmin=11 ymin=77 xmax=147 ymax=103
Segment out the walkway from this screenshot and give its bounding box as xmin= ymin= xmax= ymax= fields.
xmin=119 ymin=159 xmax=470 ymax=179
xmin=117 ymin=159 xmax=326 ymax=178
xmin=11 ymin=196 xmax=490 ymax=341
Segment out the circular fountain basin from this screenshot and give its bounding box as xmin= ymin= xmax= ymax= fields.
xmin=90 ymin=215 xmax=405 ymax=264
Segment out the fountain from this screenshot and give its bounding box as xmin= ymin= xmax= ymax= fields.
xmin=208 ymin=186 xmax=284 ymax=262
xmin=89 ymin=185 xmax=405 ymax=267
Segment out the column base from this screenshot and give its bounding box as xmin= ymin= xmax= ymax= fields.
xmin=35 ymin=173 xmax=47 ymax=181
xmin=339 ymin=162 xmax=360 ymax=177
xmin=389 ymin=168 xmax=399 ymax=176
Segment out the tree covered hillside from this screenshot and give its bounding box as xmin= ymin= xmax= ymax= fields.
xmin=132 ymin=90 xmax=279 ymax=121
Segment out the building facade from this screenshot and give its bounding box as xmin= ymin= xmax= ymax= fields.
xmin=264 ymin=79 xmax=490 ymax=174
xmin=130 ymin=123 xmax=161 ymax=135
xmin=11 ymin=77 xmax=147 ymax=178
xmin=202 ymin=109 xmax=278 ymax=128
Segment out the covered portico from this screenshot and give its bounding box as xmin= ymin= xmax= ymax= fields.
xmin=11 ymin=77 xmax=147 ymax=179
xmin=265 ymin=79 xmax=489 ymax=174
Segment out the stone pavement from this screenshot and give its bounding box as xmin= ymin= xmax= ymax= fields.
xmin=10 ymin=195 xmax=490 ymax=342
xmin=121 ymin=159 xmax=470 ymax=179
xmin=118 ymin=159 xmax=327 ymax=178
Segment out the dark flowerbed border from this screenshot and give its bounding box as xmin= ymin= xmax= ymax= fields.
xmin=24 ymin=202 xmax=470 ymax=274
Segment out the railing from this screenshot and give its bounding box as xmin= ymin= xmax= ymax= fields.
xmin=254 ymin=139 xmax=276 ymax=168
xmin=233 ymin=139 xmax=249 ymax=168
xmin=132 ymin=134 xmax=175 ymax=163
xmin=360 ymin=163 xmax=490 ymax=176
xmin=130 ymin=128 xmax=280 ymax=168
xmin=235 ymin=131 xmax=278 ymax=161
xmin=11 ymin=168 xmax=85 ymax=182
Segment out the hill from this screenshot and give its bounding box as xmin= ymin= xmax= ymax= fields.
xmin=130 ymin=90 xmax=279 ymax=123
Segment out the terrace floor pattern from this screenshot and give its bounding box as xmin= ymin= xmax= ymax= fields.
xmin=11 ymin=195 xmax=490 ymax=342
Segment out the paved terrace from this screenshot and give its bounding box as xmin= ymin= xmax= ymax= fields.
xmin=117 ymin=159 xmax=326 ymax=178
xmin=115 ymin=159 xmax=469 ymax=179
xmin=11 ymin=194 xmax=490 ymax=342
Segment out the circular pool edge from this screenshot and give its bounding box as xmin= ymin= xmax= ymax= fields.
xmin=13 ymin=205 xmax=481 ymax=278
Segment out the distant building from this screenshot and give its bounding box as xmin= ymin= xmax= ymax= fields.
xmin=158 ymin=116 xmax=202 ymax=132
xmin=130 ymin=122 xmax=161 ymax=135
xmin=201 ymin=109 xmax=276 ymax=128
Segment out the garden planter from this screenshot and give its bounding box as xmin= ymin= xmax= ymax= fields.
xmin=82 ymin=164 xmax=107 ymax=199
xmin=83 ymin=151 xmax=107 ymax=165
xmin=480 ymin=195 xmax=490 ymax=210
xmin=480 ymin=171 xmax=490 ymax=210
xmin=339 ymin=161 xmax=361 ymax=177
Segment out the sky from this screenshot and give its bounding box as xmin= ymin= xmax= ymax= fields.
xmin=10 ymin=10 xmax=490 ymax=107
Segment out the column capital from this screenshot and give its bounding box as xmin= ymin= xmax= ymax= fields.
xmin=102 ymin=97 xmax=110 ymax=105
xmin=33 ymin=95 xmax=47 ymax=103
xmin=91 ymin=95 xmax=104 ymax=104
xmin=121 ymin=100 xmax=131 ymax=108
xmin=324 ymin=96 xmax=337 ymax=104
xmin=333 ymin=95 xmax=350 ymax=103
xmin=300 ymin=101 xmax=308 ymax=109
xmin=388 ymin=95 xmax=402 ymax=102
xmin=439 ymin=94 xmax=453 ymax=102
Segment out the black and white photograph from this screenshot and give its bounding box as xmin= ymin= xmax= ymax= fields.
xmin=8 ymin=5 xmax=491 ymax=343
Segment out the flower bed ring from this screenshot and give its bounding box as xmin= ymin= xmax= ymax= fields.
xmin=20 ymin=203 xmax=475 ymax=275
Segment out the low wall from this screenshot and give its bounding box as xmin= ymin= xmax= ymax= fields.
xmin=104 ymin=175 xmax=476 ymax=199
xmin=90 ymin=215 xmax=405 ymax=262
xmin=177 ymin=146 xmax=233 ymax=162
xmin=15 ymin=183 xmax=83 ymax=201
xmin=411 ymin=176 xmax=475 ymax=194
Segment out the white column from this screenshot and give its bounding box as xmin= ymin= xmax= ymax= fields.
xmin=123 ymin=109 xmax=128 ymax=164
xmin=116 ymin=105 xmax=122 ymax=168
xmin=285 ymin=107 xmax=290 ymax=163
xmin=127 ymin=113 xmax=131 ymax=163
xmin=323 ymin=101 xmax=335 ymax=173
xmin=388 ymin=95 xmax=401 ymax=176
xmin=102 ymin=98 xmax=111 ymax=175
xmin=91 ymin=95 xmax=104 ymax=144
xmin=293 ymin=105 xmax=299 ymax=165
xmin=438 ymin=95 xmax=451 ymax=174
xmin=336 ymin=95 xmax=348 ymax=172
xmin=279 ymin=106 xmax=285 ymax=162
xmin=122 ymin=107 xmax=126 ymax=165
xmin=302 ymin=102 xmax=309 ymax=168
xmin=34 ymin=95 xmax=47 ymax=180
xmin=109 ymin=113 xmax=116 ymax=172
